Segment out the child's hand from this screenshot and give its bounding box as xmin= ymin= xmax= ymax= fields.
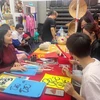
xmin=11 ymin=66 xmax=27 ymax=72
xmin=62 ymin=67 xmax=72 ymax=78
xmin=70 ymin=60 xmax=80 ymax=65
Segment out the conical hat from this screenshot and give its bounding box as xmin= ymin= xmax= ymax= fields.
xmin=66 ymin=20 xmax=75 ymax=36
xmin=69 ymin=0 xmax=87 ymax=19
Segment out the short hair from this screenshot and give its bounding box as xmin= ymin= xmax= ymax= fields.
xmin=15 ymin=24 xmax=24 ymax=30
xmin=66 ymin=33 xmax=91 ymax=58
xmin=48 ymin=10 xmax=58 ymax=16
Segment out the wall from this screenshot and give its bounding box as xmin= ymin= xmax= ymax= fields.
xmin=9 ymin=0 xmax=47 ymax=26
xmin=37 ymin=1 xmax=47 ymax=23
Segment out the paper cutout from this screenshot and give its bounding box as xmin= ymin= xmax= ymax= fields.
xmin=41 ymin=74 xmax=71 ymax=89
xmin=4 ymin=78 xmax=46 ymax=98
xmin=10 ymin=65 xmax=38 ymax=76
xmin=0 ymin=74 xmax=16 ymax=91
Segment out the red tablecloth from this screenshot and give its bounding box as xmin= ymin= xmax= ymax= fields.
xmin=0 ymin=64 xmax=71 ymax=100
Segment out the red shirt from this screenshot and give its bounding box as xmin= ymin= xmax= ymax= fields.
xmin=0 ymin=45 xmax=17 ymax=73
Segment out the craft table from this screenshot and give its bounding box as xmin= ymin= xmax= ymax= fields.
xmin=0 ymin=64 xmax=71 ymax=100
xmin=0 ymin=44 xmax=71 ymax=100
xmin=31 ymin=44 xmax=69 ymax=58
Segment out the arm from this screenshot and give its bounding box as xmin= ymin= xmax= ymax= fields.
xmin=50 ymin=27 xmax=56 ymax=39
xmin=64 ymin=83 xmax=85 ymax=100
xmin=12 ymin=39 xmax=21 ymax=47
xmin=66 ymin=76 xmax=100 ymax=100
xmin=72 ymin=91 xmax=85 ymax=100
xmin=62 ymin=67 xmax=82 ymax=84
xmin=23 ymin=33 xmax=31 ymax=40
xmin=50 ymin=19 xmax=56 ymax=40
xmin=82 ymin=78 xmax=100 ymax=100
xmin=72 ymin=75 xmax=82 ymax=84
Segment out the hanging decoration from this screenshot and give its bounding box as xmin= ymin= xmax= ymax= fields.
xmin=15 ymin=0 xmax=23 ymax=13
xmin=66 ymin=0 xmax=87 ymax=35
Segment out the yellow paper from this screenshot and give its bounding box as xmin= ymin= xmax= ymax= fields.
xmin=41 ymin=74 xmax=71 ymax=89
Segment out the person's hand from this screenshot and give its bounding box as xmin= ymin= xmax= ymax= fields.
xmin=62 ymin=67 xmax=72 ymax=78
xmin=13 ymin=62 xmax=22 ymax=67
xmin=64 ymin=82 xmax=76 ymax=96
xmin=21 ymin=40 xmax=26 ymax=45
xmin=25 ymin=42 xmax=28 ymax=45
xmin=11 ymin=66 xmax=27 ymax=72
xmin=52 ymin=38 xmax=57 ymax=42
xmin=22 ymin=40 xmax=26 ymax=43
xmin=69 ymin=60 xmax=80 ymax=65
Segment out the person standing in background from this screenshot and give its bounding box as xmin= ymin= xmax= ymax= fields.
xmin=42 ymin=10 xmax=58 ymax=42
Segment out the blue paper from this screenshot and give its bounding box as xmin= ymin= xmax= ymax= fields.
xmin=3 ymin=78 xmax=46 ymax=98
xmin=10 ymin=65 xmax=39 ymax=76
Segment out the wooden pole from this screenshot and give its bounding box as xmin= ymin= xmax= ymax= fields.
xmin=75 ymin=0 xmax=80 ymax=33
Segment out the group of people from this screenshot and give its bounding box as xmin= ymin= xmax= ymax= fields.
xmin=63 ymin=11 xmax=100 ymax=100
xmin=0 ymin=24 xmax=26 ymax=73
xmin=42 ymin=9 xmax=100 ymax=100
xmin=0 ymin=22 xmax=35 ymax=73
xmin=0 ymin=8 xmax=100 ymax=100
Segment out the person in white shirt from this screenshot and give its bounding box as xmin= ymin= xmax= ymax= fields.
xmin=12 ymin=24 xmax=31 ymax=53
xmin=63 ymin=33 xmax=100 ymax=100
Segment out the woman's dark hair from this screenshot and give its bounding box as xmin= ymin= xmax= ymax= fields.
xmin=66 ymin=33 xmax=91 ymax=58
xmin=83 ymin=23 xmax=98 ymax=39
xmin=93 ymin=12 xmax=99 ymax=21
xmin=81 ymin=16 xmax=92 ymax=23
xmin=77 ymin=16 xmax=92 ymax=32
xmin=0 ymin=24 xmax=10 ymax=52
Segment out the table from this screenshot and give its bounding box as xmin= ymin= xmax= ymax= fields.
xmin=0 ymin=44 xmax=71 ymax=100
xmin=32 ymin=44 xmax=69 ymax=58
xmin=0 ymin=64 xmax=71 ymax=100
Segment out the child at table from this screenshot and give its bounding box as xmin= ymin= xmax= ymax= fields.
xmin=63 ymin=33 xmax=100 ymax=100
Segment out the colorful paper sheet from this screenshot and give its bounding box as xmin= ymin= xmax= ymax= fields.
xmin=41 ymin=74 xmax=71 ymax=89
xmin=4 ymin=78 xmax=46 ymax=98
xmin=0 ymin=74 xmax=16 ymax=91
xmin=10 ymin=65 xmax=38 ymax=76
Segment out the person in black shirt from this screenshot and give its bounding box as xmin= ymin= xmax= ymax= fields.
xmin=83 ymin=23 xmax=100 ymax=60
xmin=42 ymin=10 xmax=58 ymax=42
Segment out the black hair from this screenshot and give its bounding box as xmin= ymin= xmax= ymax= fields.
xmin=66 ymin=33 xmax=91 ymax=58
xmin=82 ymin=16 xmax=92 ymax=23
xmin=83 ymin=23 xmax=98 ymax=39
xmin=77 ymin=16 xmax=92 ymax=32
xmin=0 ymin=24 xmax=10 ymax=52
xmin=93 ymin=12 xmax=99 ymax=21
xmin=15 ymin=24 xmax=24 ymax=30
xmin=48 ymin=10 xmax=58 ymax=16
